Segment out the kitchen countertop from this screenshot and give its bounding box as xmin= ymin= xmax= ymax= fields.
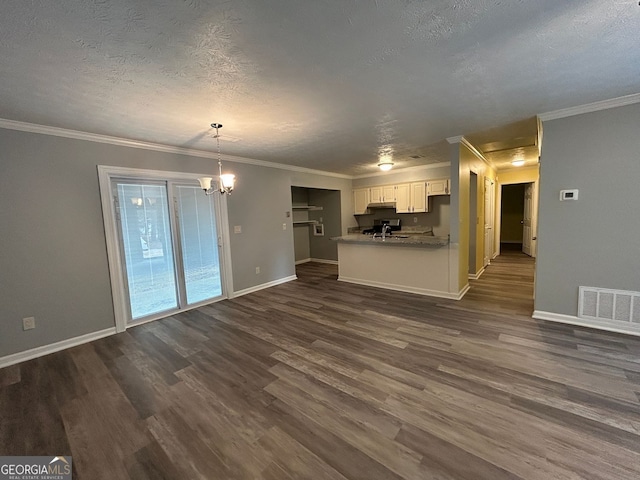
xmin=332 ymin=234 xmax=449 ymax=247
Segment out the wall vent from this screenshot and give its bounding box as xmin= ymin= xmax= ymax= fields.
xmin=579 ymin=286 xmax=640 ymax=324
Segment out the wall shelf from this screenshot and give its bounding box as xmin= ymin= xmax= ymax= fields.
xmin=292 ymin=206 xmax=323 ymax=211
xmin=293 ymin=220 xmax=318 ymax=226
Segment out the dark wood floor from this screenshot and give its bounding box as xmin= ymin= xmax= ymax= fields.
xmin=2 ymin=254 xmax=640 ymax=479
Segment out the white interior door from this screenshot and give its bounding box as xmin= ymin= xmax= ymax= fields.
xmin=483 ymin=178 xmax=494 ymax=266
xmin=522 ymin=183 xmax=533 ymax=256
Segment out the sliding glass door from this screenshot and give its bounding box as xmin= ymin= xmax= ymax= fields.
xmin=175 ymin=185 xmax=222 ymax=304
xmin=111 ymin=178 xmax=224 ymax=323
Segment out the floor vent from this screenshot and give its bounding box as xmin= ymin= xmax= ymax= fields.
xmin=579 ymin=287 xmax=640 ymax=324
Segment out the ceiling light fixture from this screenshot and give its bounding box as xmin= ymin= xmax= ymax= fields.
xmin=378 ymin=161 xmax=394 ymax=172
xmin=198 ymin=123 xmax=236 ymax=195
xmin=511 ymin=159 xmax=525 ymax=167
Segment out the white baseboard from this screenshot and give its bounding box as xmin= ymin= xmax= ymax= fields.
xmin=456 ymin=284 xmax=470 ymax=300
xmin=296 ymin=258 xmax=338 ymax=265
xmin=338 ymin=276 xmax=463 ymax=300
xmin=532 ymin=310 xmax=640 ymax=337
xmin=310 ymin=258 xmax=339 ymax=265
xmin=231 ymin=275 xmax=298 ymax=298
xmin=468 ymin=267 xmax=486 ymax=280
xmin=0 ymin=327 xmax=118 ymax=369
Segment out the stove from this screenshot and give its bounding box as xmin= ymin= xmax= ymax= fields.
xmin=362 ymin=219 xmax=401 ymax=235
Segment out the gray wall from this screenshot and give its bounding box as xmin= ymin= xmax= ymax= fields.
xmin=308 ymin=189 xmax=341 ymax=261
xmin=536 ymin=103 xmax=640 ymax=316
xmin=0 ymin=127 xmax=343 ymax=358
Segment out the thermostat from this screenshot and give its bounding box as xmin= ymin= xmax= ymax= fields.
xmin=560 ymin=189 xmax=579 ymax=201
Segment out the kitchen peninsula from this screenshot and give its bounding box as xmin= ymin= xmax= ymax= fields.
xmin=332 ymin=232 xmax=462 ymax=300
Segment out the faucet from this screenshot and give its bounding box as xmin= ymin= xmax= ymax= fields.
xmin=381 ymin=224 xmax=391 ymax=240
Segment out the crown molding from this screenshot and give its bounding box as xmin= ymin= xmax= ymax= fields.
xmin=458 ymin=136 xmax=498 ymax=172
xmin=446 ymin=135 xmax=464 ymax=144
xmin=351 ymin=161 xmax=451 ymax=180
xmin=0 ymin=118 xmax=352 ymax=180
xmin=538 ymin=92 xmax=640 ymax=122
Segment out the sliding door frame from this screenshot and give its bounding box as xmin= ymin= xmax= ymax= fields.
xmin=98 ymin=165 xmax=234 ymax=333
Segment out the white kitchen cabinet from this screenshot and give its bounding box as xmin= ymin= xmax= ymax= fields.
xmin=396 ymin=182 xmax=427 ymax=213
xmin=353 ymin=188 xmax=370 ymax=215
xmin=370 ymin=185 xmax=396 ymax=203
xmin=427 ymin=178 xmax=450 ymax=196
xmin=411 ymin=182 xmax=427 ymax=212
xmin=395 ymin=183 xmax=411 ymax=213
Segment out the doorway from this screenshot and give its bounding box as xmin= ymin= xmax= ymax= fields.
xmin=499 ymin=182 xmax=538 ymax=257
xmin=98 ymin=166 xmax=232 ymax=332
xmin=291 ymin=187 xmax=341 ymax=265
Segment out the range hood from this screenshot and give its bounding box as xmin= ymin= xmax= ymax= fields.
xmin=366 ymin=201 xmax=396 ymax=209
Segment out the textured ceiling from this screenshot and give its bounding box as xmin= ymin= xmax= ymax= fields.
xmin=1 ymin=1 xmax=639 ymax=175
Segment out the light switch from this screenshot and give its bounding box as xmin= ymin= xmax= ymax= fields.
xmin=234 ymin=225 xmax=242 ymax=234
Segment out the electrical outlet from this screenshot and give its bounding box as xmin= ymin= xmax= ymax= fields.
xmin=234 ymin=225 xmax=242 ymax=234
xmin=23 ymin=317 xmax=36 ymax=330
xmin=255 ymin=266 xmax=261 ymax=274
xmin=414 ymin=217 xmax=418 ymax=223
xmin=282 ymin=223 xmax=287 ymax=230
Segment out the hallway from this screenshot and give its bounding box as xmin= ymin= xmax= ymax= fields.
xmin=457 ymin=251 xmax=535 ymax=317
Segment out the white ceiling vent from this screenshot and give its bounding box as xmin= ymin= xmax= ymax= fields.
xmin=579 ymin=286 xmax=640 ymax=324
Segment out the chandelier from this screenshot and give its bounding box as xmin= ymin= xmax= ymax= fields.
xmin=198 ymin=123 xmax=236 ymax=195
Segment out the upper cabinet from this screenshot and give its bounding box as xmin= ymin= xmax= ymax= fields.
xmin=396 ymin=182 xmax=428 ymax=213
xmin=353 ymin=188 xmax=370 ymax=215
xmin=370 ymin=185 xmax=396 ymax=203
xmin=353 ymin=177 xmax=449 ymax=215
xmin=427 ymin=179 xmax=451 ymax=196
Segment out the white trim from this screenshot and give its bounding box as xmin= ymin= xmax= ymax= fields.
xmin=446 ymin=135 xmax=496 ymax=171
xmin=338 ymin=276 xmax=465 ymax=300
xmin=309 ymin=258 xmax=339 ymax=265
xmin=538 ymin=93 xmax=640 ymax=121
xmin=457 ymin=284 xmax=471 ymax=300
xmin=461 ymin=137 xmax=496 ymax=170
xmin=351 ymin=162 xmax=451 ymax=180
xmin=533 ymin=310 xmax=640 ymax=337
xmin=295 ymin=258 xmax=311 ymax=265
xmin=0 ymin=118 xmax=351 ymax=179
xmin=97 ymin=166 xmax=129 ymax=333
xmin=468 ymin=266 xmax=486 ymax=280
xmin=0 ymin=328 xmax=117 ymax=369
xmin=231 ymin=275 xmax=298 ymax=298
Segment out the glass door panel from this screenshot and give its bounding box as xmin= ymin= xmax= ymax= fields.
xmin=175 ymin=185 xmax=223 ymax=304
xmin=115 ymin=182 xmax=178 ymax=320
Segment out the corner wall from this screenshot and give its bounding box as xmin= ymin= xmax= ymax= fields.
xmin=535 ymin=103 xmax=640 ymax=319
xmin=451 ymin=141 xmax=496 ymax=291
